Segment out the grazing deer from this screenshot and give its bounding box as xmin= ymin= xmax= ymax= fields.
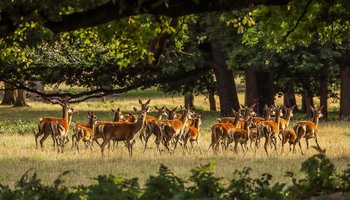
xmin=257 ymin=106 xmax=283 ymax=155
xmin=228 ymin=117 xmax=253 ymax=154
xmin=158 ymin=108 xmax=192 ymax=153
xmin=208 ymin=109 xmax=241 ymax=152
xmin=35 ymin=102 xmax=75 ymax=153
xmin=182 ymin=112 xmax=203 ymax=154
xmin=293 ymin=105 xmax=323 ymax=155
xmin=99 ymin=107 xmax=147 ymax=157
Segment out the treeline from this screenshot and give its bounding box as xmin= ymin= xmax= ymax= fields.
xmin=1 ymin=149 xmax=350 ymax=200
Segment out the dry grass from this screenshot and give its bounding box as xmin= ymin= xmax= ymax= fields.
xmin=0 ymin=91 xmax=349 ymax=188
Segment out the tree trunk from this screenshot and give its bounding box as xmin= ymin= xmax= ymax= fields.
xmin=245 ymin=66 xmax=258 ymax=112
xmin=301 ymin=91 xmax=314 ymax=115
xmin=1 ymin=83 xmax=17 ymax=105
xmin=210 ymin=43 xmax=240 ymax=116
xmin=28 ymin=81 xmax=44 ymax=101
xmin=283 ymin=90 xmax=298 ymax=112
xmin=255 ymin=71 xmax=274 ymax=115
xmin=13 ymin=89 xmax=29 ymax=107
xmin=340 ymin=65 xmax=350 ymax=119
xmin=208 ymin=91 xmax=216 ymax=111
xmin=319 ymin=68 xmax=329 ymax=119
xmin=184 ymin=92 xmax=195 ymax=110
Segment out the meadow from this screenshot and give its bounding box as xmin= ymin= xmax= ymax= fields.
xmin=0 ymin=87 xmax=349 ymax=189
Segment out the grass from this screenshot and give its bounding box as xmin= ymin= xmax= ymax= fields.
xmin=0 ymin=89 xmax=349 ymax=188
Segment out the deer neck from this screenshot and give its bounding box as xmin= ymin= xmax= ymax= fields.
xmin=113 ymin=113 xmax=120 ymax=122
xmin=264 ymin=112 xmax=271 ymax=120
xmin=134 ymin=114 xmax=146 ymax=134
xmin=285 ymin=112 xmax=292 ymax=127
xmin=312 ymin=115 xmax=319 ymax=128
xmin=233 ymin=115 xmax=240 ymax=127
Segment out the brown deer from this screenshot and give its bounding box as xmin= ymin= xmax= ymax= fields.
xmin=74 ymin=112 xmax=97 ymax=153
xmin=208 ymin=109 xmax=241 ymax=152
xmin=218 ymin=103 xmax=256 ymax=128
xmin=182 ymin=111 xmax=203 ymax=154
xmin=228 ymin=117 xmax=253 ymax=154
xmin=35 ymin=102 xmax=75 ymax=153
xmin=257 ymin=106 xmax=283 ymax=155
xmin=281 ymin=128 xmax=298 ymax=154
xmin=143 ymin=106 xmax=168 ymax=153
xmin=158 ymin=108 xmax=192 ymax=153
xmin=99 ymin=107 xmax=147 ymax=157
xmin=270 ymin=105 xmax=295 ymax=141
xmin=292 ymin=105 xmax=323 ymax=155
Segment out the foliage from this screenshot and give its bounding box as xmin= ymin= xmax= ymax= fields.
xmin=141 ymin=164 xmax=185 ymax=200
xmin=1 ymin=149 xmax=350 ymax=199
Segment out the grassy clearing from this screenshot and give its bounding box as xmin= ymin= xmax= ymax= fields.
xmin=0 ymin=89 xmax=349 ymax=188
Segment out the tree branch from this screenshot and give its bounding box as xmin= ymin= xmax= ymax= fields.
xmin=282 ymin=0 xmax=314 ymax=41
xmin=46 ymin=0 xmax=291 ymax=33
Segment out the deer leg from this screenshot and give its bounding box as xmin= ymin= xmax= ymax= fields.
xmin=35 ymin=131 xmax=43 ymax=149
xmin=314 ymin=131 xmax=321 ymax=149
xmin=39 ymin=132 xmax=50 ymax=150
xmin=264 ymin=136 xmax=269 ymax=156
xmin=306 ymin=138 xmax=310 ymax=149
xmin=100 ymin=138 xmax=110 ymax=157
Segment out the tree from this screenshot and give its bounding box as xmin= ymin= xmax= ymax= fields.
xmin=1 ymin=83 xmax=17 ymax=105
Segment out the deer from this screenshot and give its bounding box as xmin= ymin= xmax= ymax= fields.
xmin=270 ymin=105 xmax=295 ymax=141
xmin=208 ymin=109 xmax=242 ymax=152
xmin=158 ymin=108 xmax=192 ymax=153
xmin=257 ymin=106 xmax=283 ymax=155
xmin=35 ymin=101 xmax=75 ymax=153
xmin=281 ymin=128 xmax=298 ymax=154
xmin=228 ymin=117 xmax=253 ymax=154
xmin=142 ymin=106 xmax=168 ymax=153
xmin=182 ymin=111 xmax=203 ymax=154
xmin=74 ymin=112 xmax=97 ymax=153
xmin=218 ymin=103 xmax=256 ymax=126
xmin=292 ymin=105 xmax=323 ymax=155
xmin=99 ymin=107 xmax=148 ymax=157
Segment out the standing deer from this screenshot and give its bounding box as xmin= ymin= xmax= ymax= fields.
xmin=209 ymin=109 xmax=241 ymax=152
xmin=143 ymin=106 xmax=168 ymax=153
xmin=99 ymin=107 xmax=147 ymax=157
xmin=257 ymin=106 xmax=283 ymax=155
xmin=158 ymin=108 xmax=192 ymax=153
xmin=182 ymin=111 xmax=203 ymax=154
xmin=229 ymin=117 xmax=253 ymax=154
xmin=293 ymin=105 xmax=324 ymax=155
xmin=74 ymin=112 xmax=97 ymax=153
xmin=35 ymin=101 xmax=75 ymax=153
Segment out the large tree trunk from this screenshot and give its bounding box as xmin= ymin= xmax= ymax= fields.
xmin=301 ymin=91 xmax=314 ymax=115
xmin=13 ymin=89 xmax=29 ymax=107
xmin=319 ymin=68 xmax=329 ymax=119
xmin=340 ymin=65 xmax=350 ymax=118
xmin=245 ymin=66 xmax=258 ymax=112
xmin=1 ymin=83 xmax=17 ymax=105
xmin=283 ymin=90 xmax=298 ymax=112
xmin=255 ymin=71 xmax=274 ymax=115
xmin=211 ymin=43 xmax=240 ymax=116
xmin=184 ymin=92 xmax=195 ymax=110
xmin=208 ymin=91 xmax=216 ymax=111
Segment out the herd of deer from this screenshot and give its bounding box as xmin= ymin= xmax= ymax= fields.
xmin=33 ymin=99 xmax=324 ymax=156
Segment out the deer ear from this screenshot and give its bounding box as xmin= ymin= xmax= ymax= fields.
xmin=111 ymin=109 xmax=116 ymax=112
xmin=145 ymin=99 xmax=151 ymax=105
xmin=154 ymin=106 xmax=159 ymax=110
xmin=133 ymin=107 xmax=139 ymax=113
xmin=138 ymin=99 xmax=142 ymax=104
xmin=232 ymin=108 xmax=237 ymax=114
xmin=249 ymin=103 xmax=256 ymax=109
xmin=172 ymin=106 xmax=178 ymax=112
xmin=319 ymin=105 xmax=324 ymax=111
xmin=291 ymin=105 xmax=296 ymax=110
xmin=309 ymin=105 xmax=315 ymax=111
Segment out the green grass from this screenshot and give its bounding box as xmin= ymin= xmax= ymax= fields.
xmin=0 ymin=90 xmax=349 ymax=189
